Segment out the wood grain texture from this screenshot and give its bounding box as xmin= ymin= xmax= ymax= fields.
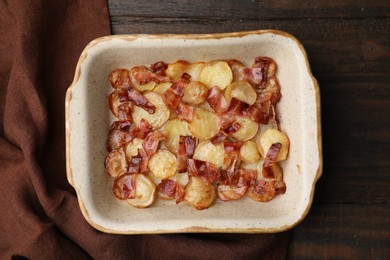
xmin=288 ymin=203 xmax=390 ymax=259
xmin=108 ymin=1 xmax=390 ymax=258
xmin=108 ymin=0 xmax=390 ymax=19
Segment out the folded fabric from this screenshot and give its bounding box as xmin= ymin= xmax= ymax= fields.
xmin=0 ymin=1 xmax=291 ymax=258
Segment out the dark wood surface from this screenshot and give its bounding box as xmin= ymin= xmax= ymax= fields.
xmin=107 ymin=1 xmax=390 ymax=258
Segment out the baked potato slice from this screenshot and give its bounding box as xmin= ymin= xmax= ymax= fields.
xmin=232 ymin=116 xmax=258 ymax=141
xmin=132 ymin=92 xmax=170 ymax=129
xmin=193 ymin=141 xmax=224 ymax=168
xmin=162 ymin=118 xmax=192 ymax=155
xmin=148 ymin=149 xmax=177 ymax=179
xmin=225 ymin=81 xmax=257 ymax=105
xmin=183 ymin=62 xmax=206 ymax=81
xmin=185 ymin=176 xmax=216 ymax=210
xmin=189 ymin=108 xmax=220 ymax=140
xmin=153 ymin=82 xmax=172 ymax=94
xmin=199 ymin=61 xmax=233 ymax=90
xmin=183 ymin=81 xmax=209 ymax=105
xmin=105 ymin=148 xmax=128 ymax=178
xmin=257 ymin=129 xmax=289 ymax=161
xmin=125 ymin=138 xmax=143 ymax=162
xmin=166 ymin=60 xmax=189 ymax=80
xmin=239 ymin=140 xmax=260 ymax=163
xmin=127 ymin=173 xmax=157 ymax=208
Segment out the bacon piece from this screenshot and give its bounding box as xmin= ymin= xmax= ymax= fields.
xmin=163 ymin=73 xmax=191 ymax=110
xmin=150 ymin=61 xmax=168 ymax=76
xmin=210 ymin=121 xmax=241 ymax=144
xmin=176 ymin=102 xmax=194 ymax=122
xmin=113 ymin=173 xmax=136 ymax=200
xmin=157 ymin=179 xmax=185 ymax=204
xmin=219 ymin=113 xmax=236 ymax=129
xmin=142 ymin=130 xmax=165 ymax=158
xmin=130 ymin=66 xmax=169 ymax=85
xmin=127 ymin=148 xmax=148 ymax=174
xmin=217 ymin=168 xmax=258 ymax=201
xmin=252 ymin=179 xmax=286 ymax=202
xmin=177 ymin=136 xmax=197 ymax=173
xmin=237 ymin=169 xmax=258 ymax=187
xmin=187 ymin=159 xmax=219 ymax=185
xmin=127 ymin=87 xmax=156 ymax=114
xmin=129 ymin=119 xmax=153 ymax=139
xmin=206 ymin=86 xmax=229 ymax=114
xmin=227 ymin=97 xmax=249 ymax=115
xmin=106 ymin=121 xmax=133 ymax=151
xmin=108 ymin=69 xmax=131 ymax=90
xmin=262 ymin=142 xmax=282 ymax=178
xmin=242 ymin=67 xmax=263 ymax=86
xmin=223 ymin=142 xmax=242 ymax=171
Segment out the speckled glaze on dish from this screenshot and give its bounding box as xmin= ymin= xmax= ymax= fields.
xmin=65 ymin=30 xmax=322 ymax=234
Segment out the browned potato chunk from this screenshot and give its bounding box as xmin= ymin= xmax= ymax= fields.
xmin=228 ymin=59 xmax=245 ymax=82
xmin=189 ymin=108 xmax=220 ymax=140
xmin=125 ymin=138 xmax=143 ymax=162
xmin=127 ymin=174 xmax=157 ymax=208
xmin=166 ymin=60 xmax=189 ymax=80
xmin=153 ymin=82 xmax=172 ymax=94
xmin=257 ymin=129 xmax=289 ymax=161
xmin=232 ymin=116 xmax=258 ymax=141
xmin=193 ymin=141 xmax=224 ymax=168
xmin=183 ymin=81 xmax=209 ymax=105
xmin=148 ymin=150 xmax=177 ymax=179
xmin=162 ymin=119 xmax=192 ymax=154
xmin=183 ymin=62 xmax=206 ymax=81
xmin=225 ymin=81 xmax=257 ymax=105
xmin=199 ymin=61 xmax=233 ymax=90
xmin=239 ymin=141 xmax=260 ymax=163
xmin=105 ymin=148 xmax=128 ymax=178
xmin=185 ymin=176 xmax=216 ymax=210
xmin=132 ymin=92 xmax=170 ymax=129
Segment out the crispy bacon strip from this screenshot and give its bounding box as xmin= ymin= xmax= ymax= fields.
xmin=113 ymin=174 xmax=136 ymax=200
xmin=106 ymin=121 xmax=133 ymax=151
xmin=187 ymin=159 xmax=219 ymax=185
xmin=223 ymin=142 xmax=242 ymax=171
xmin=262 ymin=143 xmax=282 ymax=178
xmin=108 ymin=68 xmax=131 ymax=90
xmin=130 ymin=66 xmax=169 ymax=85
xmin=206 ymin=86 xmax=229 ymax=114
xmin=177 ymin=136 xmax=197 ymax=173
xmin=252 ymin=179 xmax=286 ymax=202
xmin=210 ymin=121 xmax=241 ymax=144
xmin=127 ymin=87 xmax=156 ymax=114
xmin=150 ymin=61 xmax=168 ymax=76
xmin=127 ymin=148 xmax=148 ymax=174
xmin=129 ymin=119 xmax=153 ymax=139
xmin=163 ymin=73 xmax=191 ymax=110
xmin=142 ymin=131 xmax=165 ymax=158
xmin=157 ymin=179 xmax=185 ymax=204
xmin=176 ymin=102 xmax=194 ymax=122
xmin=242 ymin=67 xmax=263 ymax=86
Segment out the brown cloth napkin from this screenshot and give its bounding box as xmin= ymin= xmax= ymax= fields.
xmin=0 ymin=0 xmax=291 ymax=259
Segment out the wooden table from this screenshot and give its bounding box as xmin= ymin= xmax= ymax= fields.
xmin=107 ymin=1 xmax=390 ymax=258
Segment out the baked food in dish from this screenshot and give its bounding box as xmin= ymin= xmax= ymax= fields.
xmin=105 ymin=57 xmax=289 ymax=209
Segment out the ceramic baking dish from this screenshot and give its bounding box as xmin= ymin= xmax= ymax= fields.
xmin=65 ymin=30 xmax=322 ymax=234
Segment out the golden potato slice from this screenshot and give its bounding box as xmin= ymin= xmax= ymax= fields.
xmin=173 ymin=172 xmax=190 ymax=187
xmin=125 ymin=138 xmax=143 ymax=162
xmin=199 ymin=61 xmax=233 ymax=90
xmin=226 ymin=81 xmax=257 ymax=105
xmin=189 ymin=108 xmax=220 ymax=140
xmin=153 ymin=82 xmax=172 ymax=94
xmin=183 ymin=62 xmax=206 ymax=81
xmin=217 ymin=185 xmax=247 ymax=201
xmin=232 ymin=116 xmax=258 ymax=141
xmin=162 ymin=119 xmax=192 ymax=154
xmin=135 ymin=81 xmax=157 ymax=92
xmin=127 ymin=174 xmax=157 ymax=208
xmin=228 ymin=59 xmax=245 ymax=82
xmin=132 ymin=92 xmax=170 ymax=129
xmin=183 ymin=81 xmax=208 ymax=105
xmin=239 ymin=141 xmax=260 ymax=163
xmin=166 ymin=60 xmax=189 ymax=80
xmin=148 ymin=150 xmax=177 ymax=179
xmin=105 ymin=148 xmax=128 ymax=178
xmin=193 ymin=141 xmax=224 ymax=168
xmin=185 ymin=176 xmax=216 ymax=210
xmin=257 ymin=129 xmax=289 ymax=161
